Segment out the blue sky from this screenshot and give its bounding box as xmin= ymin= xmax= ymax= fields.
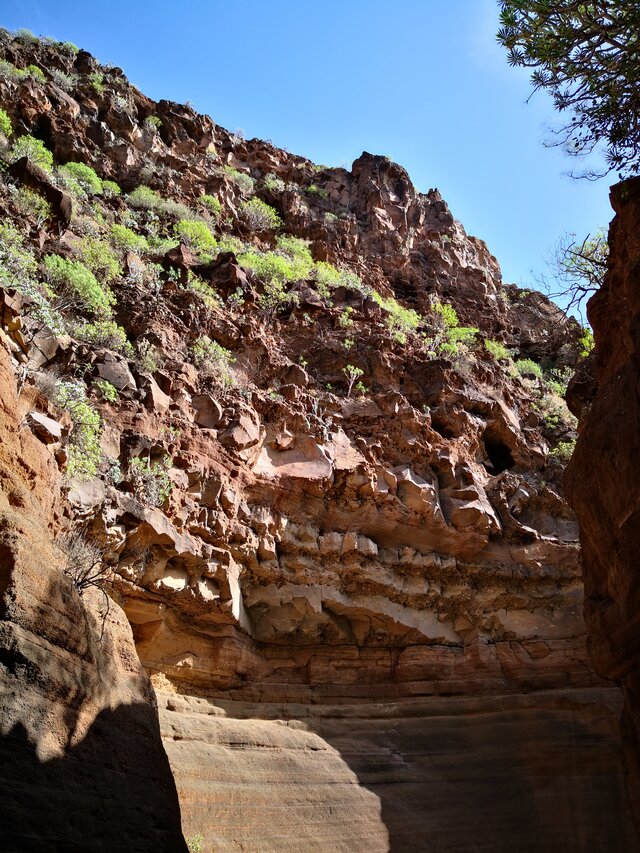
xmin=3 ymin=0 xmax=612 ymax=297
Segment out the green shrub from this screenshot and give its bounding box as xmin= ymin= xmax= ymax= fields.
xmin=94 ymin=378 xmax=119 ymax=402
xmin=313 ymin=261 xmax=342 ymax=294
xmin=371 ymin=292 xmax=422 ymax=344
xmin=60 ymin=162 xmax=103 ymax=195
xmin=263 ymin=173 xmax=286 ymax=192
xmin=61 ymin=41 xmax=79 ymax=55
xmin=144 ymin=115 xmax=162 ymax=131
xmin=55 ymin=381 xmax=102 ymax=480
xmin=26 ymin=64 xmax=45 ymax=83
xmin=545 ymin=366 xmax=573 ymax=396
xmin=88 ymin=72 xmax=105 ymax=94
xmin=0 ymin=223 xmax=63 ymax=332
xmin=128 ymin=455 xmax=173 ymax=506
xmin=448 ymin=325 xmax=479 ymax=346
xmin=101 ymin=179 xmax=121 ymax=198
xmin=50 ymin=69 xmax=77 ymax=91
xmin=72 ymin=319 xmax=133 ymax=355
xmin=199 ymin=194 xmax=222 ymax=218
xmin=14 ymin=187 xmax=51 ymax=224
xmin=186 ymin=834 xmax=204 ymax=853
xmin=187 ymin=277 xmax=223 ymax=309
xmin=9 ymin=134 xmax=53 ymax=171
xmin=191 ymin=336 xmax=235 ymax=386
xmin=0 ymin=107 xmax=12 ymax=138
xmin=128 ymin=185 xmax=162 ymax=209
xmin=14 ymin=28 xmax=38 ymax=44
xmin=76 ymin=237 xmax=120 ymax=283
xmin=174 ymin=219 xmax=217 ymax=255
xmin=136 ymin=339 xmax=162 ymax=373
xmin=217 ymin=234 xmax=244 ymax=255
xmin=549 ymin=439 xmax=576 ymax=464
xmin=110 ymin=223 xmax=148 ymax=254
xmin=240 ymin=198 xmax=282 ymax=231
xmin=515 ymin=358 xmax=543 ymax=379
xmin=44 ymin=254 xmax=114 ymax=315
xmin=485 ymin=339 xmax=512 ymax=362
xmin=579 ymin=328 xmax=594 ymax=358
xmin=221 ymin=166 xmax=254 ymax=195
xmin=275 ymin=235 xmax=314 ymax=274
xmin=307 ymin=183 xmax=328 ymax=198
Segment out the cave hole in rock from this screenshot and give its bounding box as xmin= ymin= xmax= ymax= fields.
xmin=391 ymin=275 xmax=419 ymax=304
xmin=483 ymin=434 xmax=515 ymax=474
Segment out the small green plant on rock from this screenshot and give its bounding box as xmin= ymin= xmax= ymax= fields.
xmin=136 ymin=338 xmax=162 ymax=374
xmin=191 ymin=336 xmax=236 ymax=387
xmin=549 ymin=439 xmax=576 ymax=464
xmin=263 ymin=173 xmax=286 ymax=193
xmin=76 ymin=237 xmax=121 ymax=284
xmin=55 ymin=380 xmax=102 ymax=480
xmin=515 ymin=358 xmax=543 ymax=379
xmin=0 ymin=223 xmax=63 ymax=332
xmin=198 ymin=194 xmax=222 ymax=218
xmin=94 ymin=378 xmax=119 ymax=402
xmin=339 ymin=307 xmax=354 ymax=328
xmin=13 ymin=186 xmax=51 ymax=226
xmin=128 ymin=185 xmax=163 ymax=210
xmin=186 ymin=834 xmax=204 ymax=853
xmin=0 ymin=107 xmax=12 ymax=138
xmin=101 ymin=179 xmax=121 ymax=198
xmin=485 ymin=339 xmax=512 ymax=362
xmin=144 ymin=115 xmax=162 ymax=131
xmin=343 ymin=364 xmax=364 ymax=397
xmin=220 ymin=165 xmax=255 ymax=195
xmin=88 ymin=72 xmax=105 ymax=94
xmin=128 ymin=455 xmax=173 ymax=507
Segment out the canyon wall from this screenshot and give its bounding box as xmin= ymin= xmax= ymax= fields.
xmin=0 ymin=32 xmax=636 ymax=851
xmin=566 ymin=175 xmax=640 ymax=830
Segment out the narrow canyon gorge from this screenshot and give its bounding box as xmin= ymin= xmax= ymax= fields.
xmin=0 ymin=33 xmax=637 ymax=852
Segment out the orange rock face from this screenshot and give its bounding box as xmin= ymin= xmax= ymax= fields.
xmin=0 ymin=33 xmax=637 ymax=850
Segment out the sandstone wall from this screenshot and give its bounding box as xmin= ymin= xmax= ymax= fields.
xmin=159 ymin=688 xmax=636 ymax=853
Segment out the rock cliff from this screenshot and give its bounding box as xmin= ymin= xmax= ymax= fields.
xmin=0 ymin=31 xmax=636 ymax=851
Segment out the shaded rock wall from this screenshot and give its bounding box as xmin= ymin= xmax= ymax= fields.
xmin=0 ymin=337 xmax=186 ymax=852
xmin=566 ymin=176 xmax=640 ymax=829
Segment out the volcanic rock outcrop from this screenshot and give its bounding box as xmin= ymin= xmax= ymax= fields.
xmin=0 ymin=31 xmax=636 ymax=851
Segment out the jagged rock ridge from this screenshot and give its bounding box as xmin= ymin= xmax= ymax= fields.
xmin=0 ymin=31 xmax=636 ymax=851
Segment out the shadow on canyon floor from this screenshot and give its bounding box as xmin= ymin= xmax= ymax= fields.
xmin=0 ymin=702 xmax=187 ymax=853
